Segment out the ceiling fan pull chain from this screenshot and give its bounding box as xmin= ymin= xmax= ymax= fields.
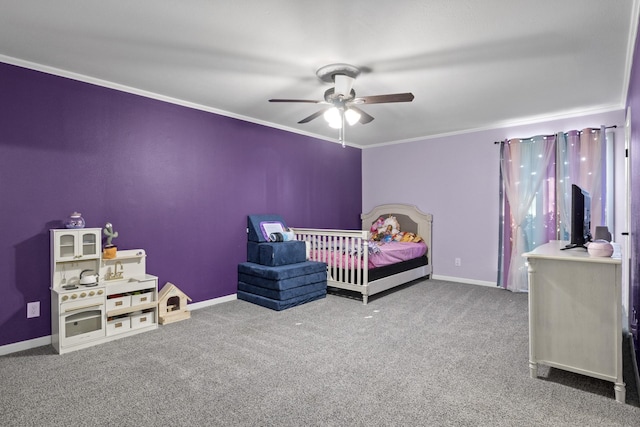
xmin=340 ymin=111 xmax=346 ymax=148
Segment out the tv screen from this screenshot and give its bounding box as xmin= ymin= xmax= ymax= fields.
xmin=568 ymin=184 xmax=592 ymax=248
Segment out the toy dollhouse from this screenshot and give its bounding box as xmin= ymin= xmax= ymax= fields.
xmin=158 ymin=282 xmax=192 ymax=325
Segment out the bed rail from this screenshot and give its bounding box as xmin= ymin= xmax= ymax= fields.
xmin=289 ymin=228 xmax=369 ymax=292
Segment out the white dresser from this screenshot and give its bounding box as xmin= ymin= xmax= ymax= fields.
xmin=523 ymin=240 xmax=624 ymax=403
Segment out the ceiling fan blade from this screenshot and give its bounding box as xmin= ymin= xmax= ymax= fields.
xmin=298 ymin=108 xmax=330 ymax=124
xmin=354 ymin=92 xmax=415 ymax=104
xmin=349 ymin=106 xmax=374 ymax=124
xmin=268 ymin=99 xmax=321 ymax=103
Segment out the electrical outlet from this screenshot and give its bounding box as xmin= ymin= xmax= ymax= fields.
xmin=454 ymin=258 xmax=462 ymax=267
xmin=27 ymin=301 xmax=40 ymax=318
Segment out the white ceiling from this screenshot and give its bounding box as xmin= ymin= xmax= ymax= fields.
xmin=0 ymin=0 xmax=637 ymax=148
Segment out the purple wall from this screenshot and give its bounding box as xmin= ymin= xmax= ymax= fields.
xmin=627 ymin=21 xmax=640 ymax=356
xmin=0 ymin=62 xmax=362 ymax=347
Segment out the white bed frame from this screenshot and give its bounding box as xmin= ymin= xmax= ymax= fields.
xmin=291 ymin=204 xmax=432 ymax=304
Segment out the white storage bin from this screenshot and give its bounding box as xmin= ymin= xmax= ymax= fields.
xmin=131 ymin=312 xmax=154 ymax=329
xmin=106 ymin=295 xmax=131 ymax=311
xmin=107 ymin=317 xmax=131 ymax=335
xmin=131 ymin=292 xmax=153 ymax=306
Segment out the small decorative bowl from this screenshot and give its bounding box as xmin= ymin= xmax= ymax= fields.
xmin=587 ymin=240 xmax=614 ymax=257
xmin=64 ymin=212 xmax=85 ymax=229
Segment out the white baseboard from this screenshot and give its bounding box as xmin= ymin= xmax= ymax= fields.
xmin=188 ymin=293 xmax=237 ymax=311
xmin=0 ymin=335 xmax=52 ymax=356
xmin=0 ymin=294 xmax=238 ymax=356
xmin=431 ymin=275 xmax=497 ymax=288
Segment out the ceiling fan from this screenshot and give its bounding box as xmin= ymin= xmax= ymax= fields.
xmin=269 ymin=63 xmax=414 ymax=146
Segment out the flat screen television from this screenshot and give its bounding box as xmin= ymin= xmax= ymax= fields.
xmin=565 ymin=184 xmax=592 ymax=249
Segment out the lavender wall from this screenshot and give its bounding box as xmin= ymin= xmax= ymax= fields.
xmin=626 ymin=20 xmax=640 ymax=353
xmin=362 ymin=110 xmax=625 ymax=286
xmin=0 ymin=62 xmax=362 ymax=347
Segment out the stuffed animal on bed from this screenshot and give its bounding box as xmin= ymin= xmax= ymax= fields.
xmin=400 ymin=232 xmax=415 ymax=242
xmin=370 ymin=215 xmax=401 ymax=242
xmin=370 ymin=216 xmax=385 ymax=234
xmin=399 ymin=232 xmax=423 ymax=243
xmin=381 ymin=216 xmax=400 ymax=235
xmin=381 ymin=226 xmax=394 ymax=243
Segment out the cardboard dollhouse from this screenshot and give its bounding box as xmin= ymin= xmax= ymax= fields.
xmin=158 ymin=282 xmax=192 ymax=325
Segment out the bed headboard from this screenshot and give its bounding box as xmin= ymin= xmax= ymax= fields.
xmin=361 ymin=203 xmax=433 ymax=263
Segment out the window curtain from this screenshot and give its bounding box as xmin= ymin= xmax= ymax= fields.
xmin=557 ymin=127 xmax=605 ymax=240
xmin=498 ymin=126 xmax=610 ymax=292
xmin=500 ymin=135 xmax=555 ymax=292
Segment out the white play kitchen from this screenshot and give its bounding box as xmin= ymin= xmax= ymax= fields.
xmin=50 ymin=226 xmax=158 ymax=354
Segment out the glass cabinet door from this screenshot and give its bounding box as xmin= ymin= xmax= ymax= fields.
xmin=56 ymin=232 xmax=77 ymax=260
xmin=53 ymin=229 xmax=101 ymax=261
xmin=81 ymin=231 xmax=99 ymax=257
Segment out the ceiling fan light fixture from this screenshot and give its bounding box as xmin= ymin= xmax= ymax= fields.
xmin=324 ymin=107 xmax=342 ymax=129
xmin=345 ymin=108 xmax=361 ymax=126
xmin=324 ymin=107 xmax=360 ymax=128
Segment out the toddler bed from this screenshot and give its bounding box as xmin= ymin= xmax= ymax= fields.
xmin=290 ymin=204 xmax=432 ymax=304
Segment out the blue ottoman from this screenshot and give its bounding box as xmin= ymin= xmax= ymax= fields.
xmin=247 ymin=241 xmax=306 ymax=267
xmin=237 ymin=261 xmax=327 ymax=311
xmin=237 ymin=288 xmax=326 ymax=311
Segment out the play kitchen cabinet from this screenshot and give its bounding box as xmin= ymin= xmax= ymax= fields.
xmin=52 ymin=228 xmax=101 ymax=261
xmin=105 ymin=274 xmax=158 ymax=336
xmin=50 ymin=229 xmax=102 ymax=291
xmin=50 ymin=229 xmax=158 ymax=354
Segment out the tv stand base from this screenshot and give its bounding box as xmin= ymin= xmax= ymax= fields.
xmin=560 ymin=243 xmax=587 ymax=250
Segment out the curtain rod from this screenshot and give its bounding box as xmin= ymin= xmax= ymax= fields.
xmin=493 ymin=125 xmax=617 ymax=144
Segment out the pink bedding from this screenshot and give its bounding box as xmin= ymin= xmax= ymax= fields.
xmin=311 ymin=241 xmax=428 ymax=270
xmin=369 ymin=241 xmax=427 ymax=268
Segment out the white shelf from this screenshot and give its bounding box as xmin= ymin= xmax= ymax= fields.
xmin=106 ymin=254 xmax=145 ymax=261
xmin=101 ymin=249 xmax=147 ymax=265
xmin=107 ymin=301 xmax=157 ymax=317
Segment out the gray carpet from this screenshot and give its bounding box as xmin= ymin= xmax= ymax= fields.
xmin=1 ymin=279 xmax=639 ymax=426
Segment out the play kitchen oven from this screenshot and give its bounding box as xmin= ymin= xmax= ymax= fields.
xmin=51 ymin=283 xmax=106 ymax=353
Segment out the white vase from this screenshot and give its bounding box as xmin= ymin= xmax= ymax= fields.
xmin=586 ymin=240 xmax=614 ymax=257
